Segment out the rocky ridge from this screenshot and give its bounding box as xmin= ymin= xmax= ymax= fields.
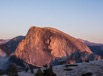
xmin=15 ymin=26 xmax=97 ymax=67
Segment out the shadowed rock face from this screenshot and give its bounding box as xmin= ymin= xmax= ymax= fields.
xmin=15 ymin=26 xmax=93 ymax=67
xmin=6 ymin=36 xmax=24 ymax=52
xmin=0 ymin=36 xmax=24 ymax=54
xmin=79 ymin=39 xmax=103 ymax=56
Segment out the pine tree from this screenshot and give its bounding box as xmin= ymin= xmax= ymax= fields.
xmin=7 ymin=64 xmax=18 ymax=76
xmin=35 ymin=69 xmax=44 ymax=76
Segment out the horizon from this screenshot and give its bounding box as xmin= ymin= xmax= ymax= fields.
xmin=0 ymin=0 xmax=103 ymax=43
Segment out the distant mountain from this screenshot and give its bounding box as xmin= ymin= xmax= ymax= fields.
xmin=15 ymin=26 xmax=99 ymax=67
xmin=0 ymin=39 xmax=10 ymax=45
xmin=0 ymin=36 xmax=24 ymax=55
xmin=6 ymin=36 xmax=24 ymax=52
xmin=79 ymin=39 xmax=103 ymax=56
xmin=78 ymin=39 xmax=103 ymax=46
xmin=0 ymin=26 xmax=102 ymax=71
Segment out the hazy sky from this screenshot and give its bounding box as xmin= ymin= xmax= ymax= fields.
xmin=0 ymin=0 xmax=103 ymax=43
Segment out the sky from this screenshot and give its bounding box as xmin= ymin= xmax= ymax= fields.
xmin=0 ymin=0 xmax=103 ymax=43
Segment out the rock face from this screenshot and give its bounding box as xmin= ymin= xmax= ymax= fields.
xmin=15 ymin=26 xmax=93 ymax=67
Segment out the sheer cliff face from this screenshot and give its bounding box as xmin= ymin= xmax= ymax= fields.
xmin=15 ymin=26 xmax=92 ymax=67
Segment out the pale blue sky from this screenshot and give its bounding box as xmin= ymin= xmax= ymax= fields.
xmin=0 ymin=0 xmax=103 ymax=43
